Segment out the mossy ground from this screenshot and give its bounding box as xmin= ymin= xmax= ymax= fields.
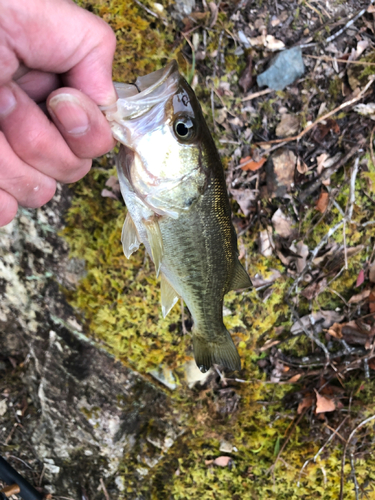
xmin=64 ymin=1 xmax=375 ymax=498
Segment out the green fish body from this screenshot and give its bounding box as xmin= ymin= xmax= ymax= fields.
xmin=103 ymin=61 xmax=251 ymax=372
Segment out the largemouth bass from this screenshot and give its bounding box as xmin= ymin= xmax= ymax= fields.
xmin=102 ymin=61 xmax=251 ymax=372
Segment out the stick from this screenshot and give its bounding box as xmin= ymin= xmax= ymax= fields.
xmin=326 ymin=0 xmax=375 ymax=43
xmin=255 ymin=77 xmax=375 ymax=148
xmin=242 ymin=88 xmax=274 ymax=102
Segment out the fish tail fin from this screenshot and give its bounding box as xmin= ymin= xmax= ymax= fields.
xmin=193 ymin=328 xmax=241 ymax=373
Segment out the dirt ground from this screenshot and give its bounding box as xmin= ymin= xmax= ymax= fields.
xmin=2 ymin=0 xmax=375 ymax=499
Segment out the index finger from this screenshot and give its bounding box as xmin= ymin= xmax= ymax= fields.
xmin=0 ymin=0 xmax=117 ymax=105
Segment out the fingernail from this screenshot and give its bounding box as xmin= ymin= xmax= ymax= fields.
xmin=49 ymin=94 xmax=90 ymax=135
xmin=0 ymin=86 xmax=17 ymax=118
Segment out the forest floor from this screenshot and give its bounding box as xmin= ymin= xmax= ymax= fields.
xmin=2 ymin=0 xmax=375 ymax=499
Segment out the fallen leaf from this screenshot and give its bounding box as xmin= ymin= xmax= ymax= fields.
xmin=369 ymin=262 xmax=375 ymax=283
xmin=295 ymin=241 xmax=309 ymax=274
xmin=208 ymin=1 xmax=218 ymax=27
xmin=313 ymin=119 xmax=340 ymax=143
xmin=0 ymin=399 xmax=7 ymax=417
xmin=296 ymin=156 xmax=308 ymax=174
xmin=239 ymin=54 xmax=254 ymax=93
xmin=327 ymin=322 xmax=343 ymax=339
xmin=276 ymin=114 xmax=300 ymax=138
xmin=230 ymin=188 xmax=257 ymax=216
xmin=213 ymin=456 xmax=232 ymax=467
xmin=315 ymin=390 xmax=336 ymax=414
xmin=356 ymin=269 xmax=365 ymax=287
xmin=369 ymin=358 xmax=375 ymax=370
xmin=316 ymin=192 xmax=329 ymax=213
xmin=101 ymin=188 xmax=119 ymax=200
xmin=272 ymin=208 xmax=294 ymax=238
xmin=348 ymin=289 xmax=371 ymax=304
xmin=369 ymin=292 xmax=375 ymax=314
xmin=317 ymin=153 xmax=329 ymax=174
xmin=301 ymin=278 xmax=327 ymax=300
xmin=286 ymin=374 xmax=302 ymax=383
xmin=266 ymin=148 xmax=296 ymax=197
xmin=291 ymin=310 xmax=344 ymax=335
xmin=251 ymin=269 xmax=282 ymax=288
xmin=105 ymin=176 xmax=121 ymax=192
xmin=259 ymin=228 xmax=274 ymax=257
xmin=240 ymin=156 xmax=266 ymax=171
xmin=297 ymin=395 xmax=313 ymax=414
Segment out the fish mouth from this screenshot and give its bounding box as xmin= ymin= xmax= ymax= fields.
xmin=101 ymin=60 xmax=180 ymax=122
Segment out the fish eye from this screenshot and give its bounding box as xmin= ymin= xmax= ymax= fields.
xmin=173 ymin=116 xmax=195 ymax=141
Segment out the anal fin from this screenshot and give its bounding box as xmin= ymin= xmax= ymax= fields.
xmin=143 ymin=217 xmax=164 ymax=277
xmin=160 ymin=273 xmax=179 ymax=318
xmin=229 ymin=261 xmax=252 ymax=290
xmin=121 ymin=212 xmax=140 ymax=259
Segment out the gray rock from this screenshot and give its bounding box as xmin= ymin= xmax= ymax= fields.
xmin=257 ymin=47 xmax=305 ymax=91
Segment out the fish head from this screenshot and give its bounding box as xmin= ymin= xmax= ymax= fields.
xmin=102 ymin=61 xmax=213 ymax=218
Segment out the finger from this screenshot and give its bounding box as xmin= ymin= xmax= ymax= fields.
xmin=48 ymin=88 xmax=115 ymax=159
xmin=0 ymin=132 xmax=56 ymax=209
xmin=15 ymin=70 xmax=60 ymax=102
xmin=0 ymin=82 xmax=92 ymax=183
xmin=0 ymin=189 xmax=18 ymax=227
xmin=2 ymin=0 xmax=117 ymax=105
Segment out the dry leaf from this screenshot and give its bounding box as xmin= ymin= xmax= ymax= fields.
xmin=240 ymin=157 xmax=266 ymax=171
xmin=296 ymin=156 xmax=308 ymax=174
xmin=286 ymin=373 xmax=302 ymax=383
xmin=266 ymin=148 xmax=296 ymax=197
xmin=356 ymin=269 xmax=365 ymax=287
xmin=239 ymin=54 xmax=254 ymax=93
xmin=301 ymin=278 xmax=327 ymax=300
xmin=291 ymin=310 xmax=344 ymax=335
xmin=315 ymin=192 xmax=329 ymax=213
xmin=213 ymin=456 xmax=232 ymax=467
xmin=369 ymin=262 xmax=375 ymax=283
xmin=348 ymin=289 xmax=371 ymax=304
xmin=295 ymin=241 xmax=309 ymax=274
xmin=230 ymin=188 xmax=257 ymax=216
xmin=272 ymin=208 xmax=294 ymax=238
xmin=297 ymin=395 xmax=313 ymax=414
xmin=369 ymin=292 xmax=375 ymax=314
xmin=0 ymin=399 xmax=7 ymax=417
xmin=327 ymin=322 xmax=343 ymax=339
xmin=276 ymin=114 xmax=300 ymax=138
xmin=101 ymin=188 xmax=119 ymax=200
xmin=317 ymin=153 xmax=329 ymax=174
xmin=259 ymin=228 xmax=274 ymax=257
xmin=315 ymin=390 xmax=336 ymax=414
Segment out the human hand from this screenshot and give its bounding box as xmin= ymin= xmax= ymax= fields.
xmin=0 ymin=0 xmax=117 ymax=226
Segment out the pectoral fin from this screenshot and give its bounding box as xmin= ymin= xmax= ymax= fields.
xmin=121 ymin=212 xmax=140 ymax=259
xmin=160 ymin=273 xmax=179 ymax=318
xmin=229 ymin=261 xmax=252 ymax=290
xmin=143 ymin=217 xmax=163 ymax=277
xmin=193 ymin=327 xmax=241 ymax=373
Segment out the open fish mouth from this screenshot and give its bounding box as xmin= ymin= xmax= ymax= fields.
xmin=101 ymin=60 xmax=180 ymax=124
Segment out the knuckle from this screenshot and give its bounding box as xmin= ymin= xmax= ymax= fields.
xmin=62 ymin=158 xmax=91 ymax=184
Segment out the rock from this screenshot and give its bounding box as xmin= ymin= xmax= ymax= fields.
xmin=0 ymin=186 xmax=183 ymax=499
xmin=276 ymin=114 xmax=300 ymax=137
xmin=257 ymin=47 xmax=305 ymax=91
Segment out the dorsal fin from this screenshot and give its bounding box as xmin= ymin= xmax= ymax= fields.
xmin=160 ymin=273 xmax=179 ymax=318
xmin=143 ymin=217 xmax=164 ymax=277
xmin=121 ymin=212 xmax=140 ymax=259
xmin=229 ymin=261 xmax=252 ymax=290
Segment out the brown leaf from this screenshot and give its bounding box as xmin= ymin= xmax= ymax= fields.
xmin=239 ymin=54 xmax=254 ymax=93
xmin=286 ymin=373 xmax=302 ymax=383
xmin=296 ymin=156 xmax=308 ymax=174
xmin=348 ymin=289 xmax=371 ymax=304
xmin=315 ymin=390 xmax=336 ymax=414
xmin=208 ymin=2 xmax=218 ymax=28
xmin=240 ymin=157 xmax=266 ymax=171
xmin=369 ymin=292 xmax=375 ymax=314
xmin=276 ymin=114 xmax=300 ymax=138
xmin=369 ymin=262 xmax=375 ymax=283
xmin=272 ymin=208 xmax=294 ymax=238
xmin=213 ymin=456 xmax=232 ymax=467
xmin=327 ymin=322 xmax=343 ymax=339
xmin=301 ymin=278 xmax=327 ymax=300
xmin=230 ymin=188 xmax=257 ymax=216
xmin=266 ymin=148 xmax=296 ymax=198
xmin=297 ymin=395 xmax=313 ymax=414
xmin=313 ymin=118 xmax=340 ymax=143
xmin=316 ymin=192 xmax=329 ymax=213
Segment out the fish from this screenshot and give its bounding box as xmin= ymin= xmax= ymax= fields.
xmin=102 ymin=61 xmax=251 ymax=373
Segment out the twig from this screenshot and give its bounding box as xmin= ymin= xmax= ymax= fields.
xmin=305 ymin=54 xmax=375 ymax=67
xmin=133 ymin=0 xmax=168 ymax=26
xmin=242 ymin=88 xmax=274 ymax=102
xmin=297 ymin=417 xmax=348 ymax=487
xmin=299 ymin=143 xmax=364 ymax=202
xmin=339 ymin=414 xmax=375 ymax=500
xmin=325 ymin=0 xmax=375 ymax=43
xmin=100 ymin=478 xmax=110 ymax=500
xmin=255 ymin=77 xmax=375 ymax=147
